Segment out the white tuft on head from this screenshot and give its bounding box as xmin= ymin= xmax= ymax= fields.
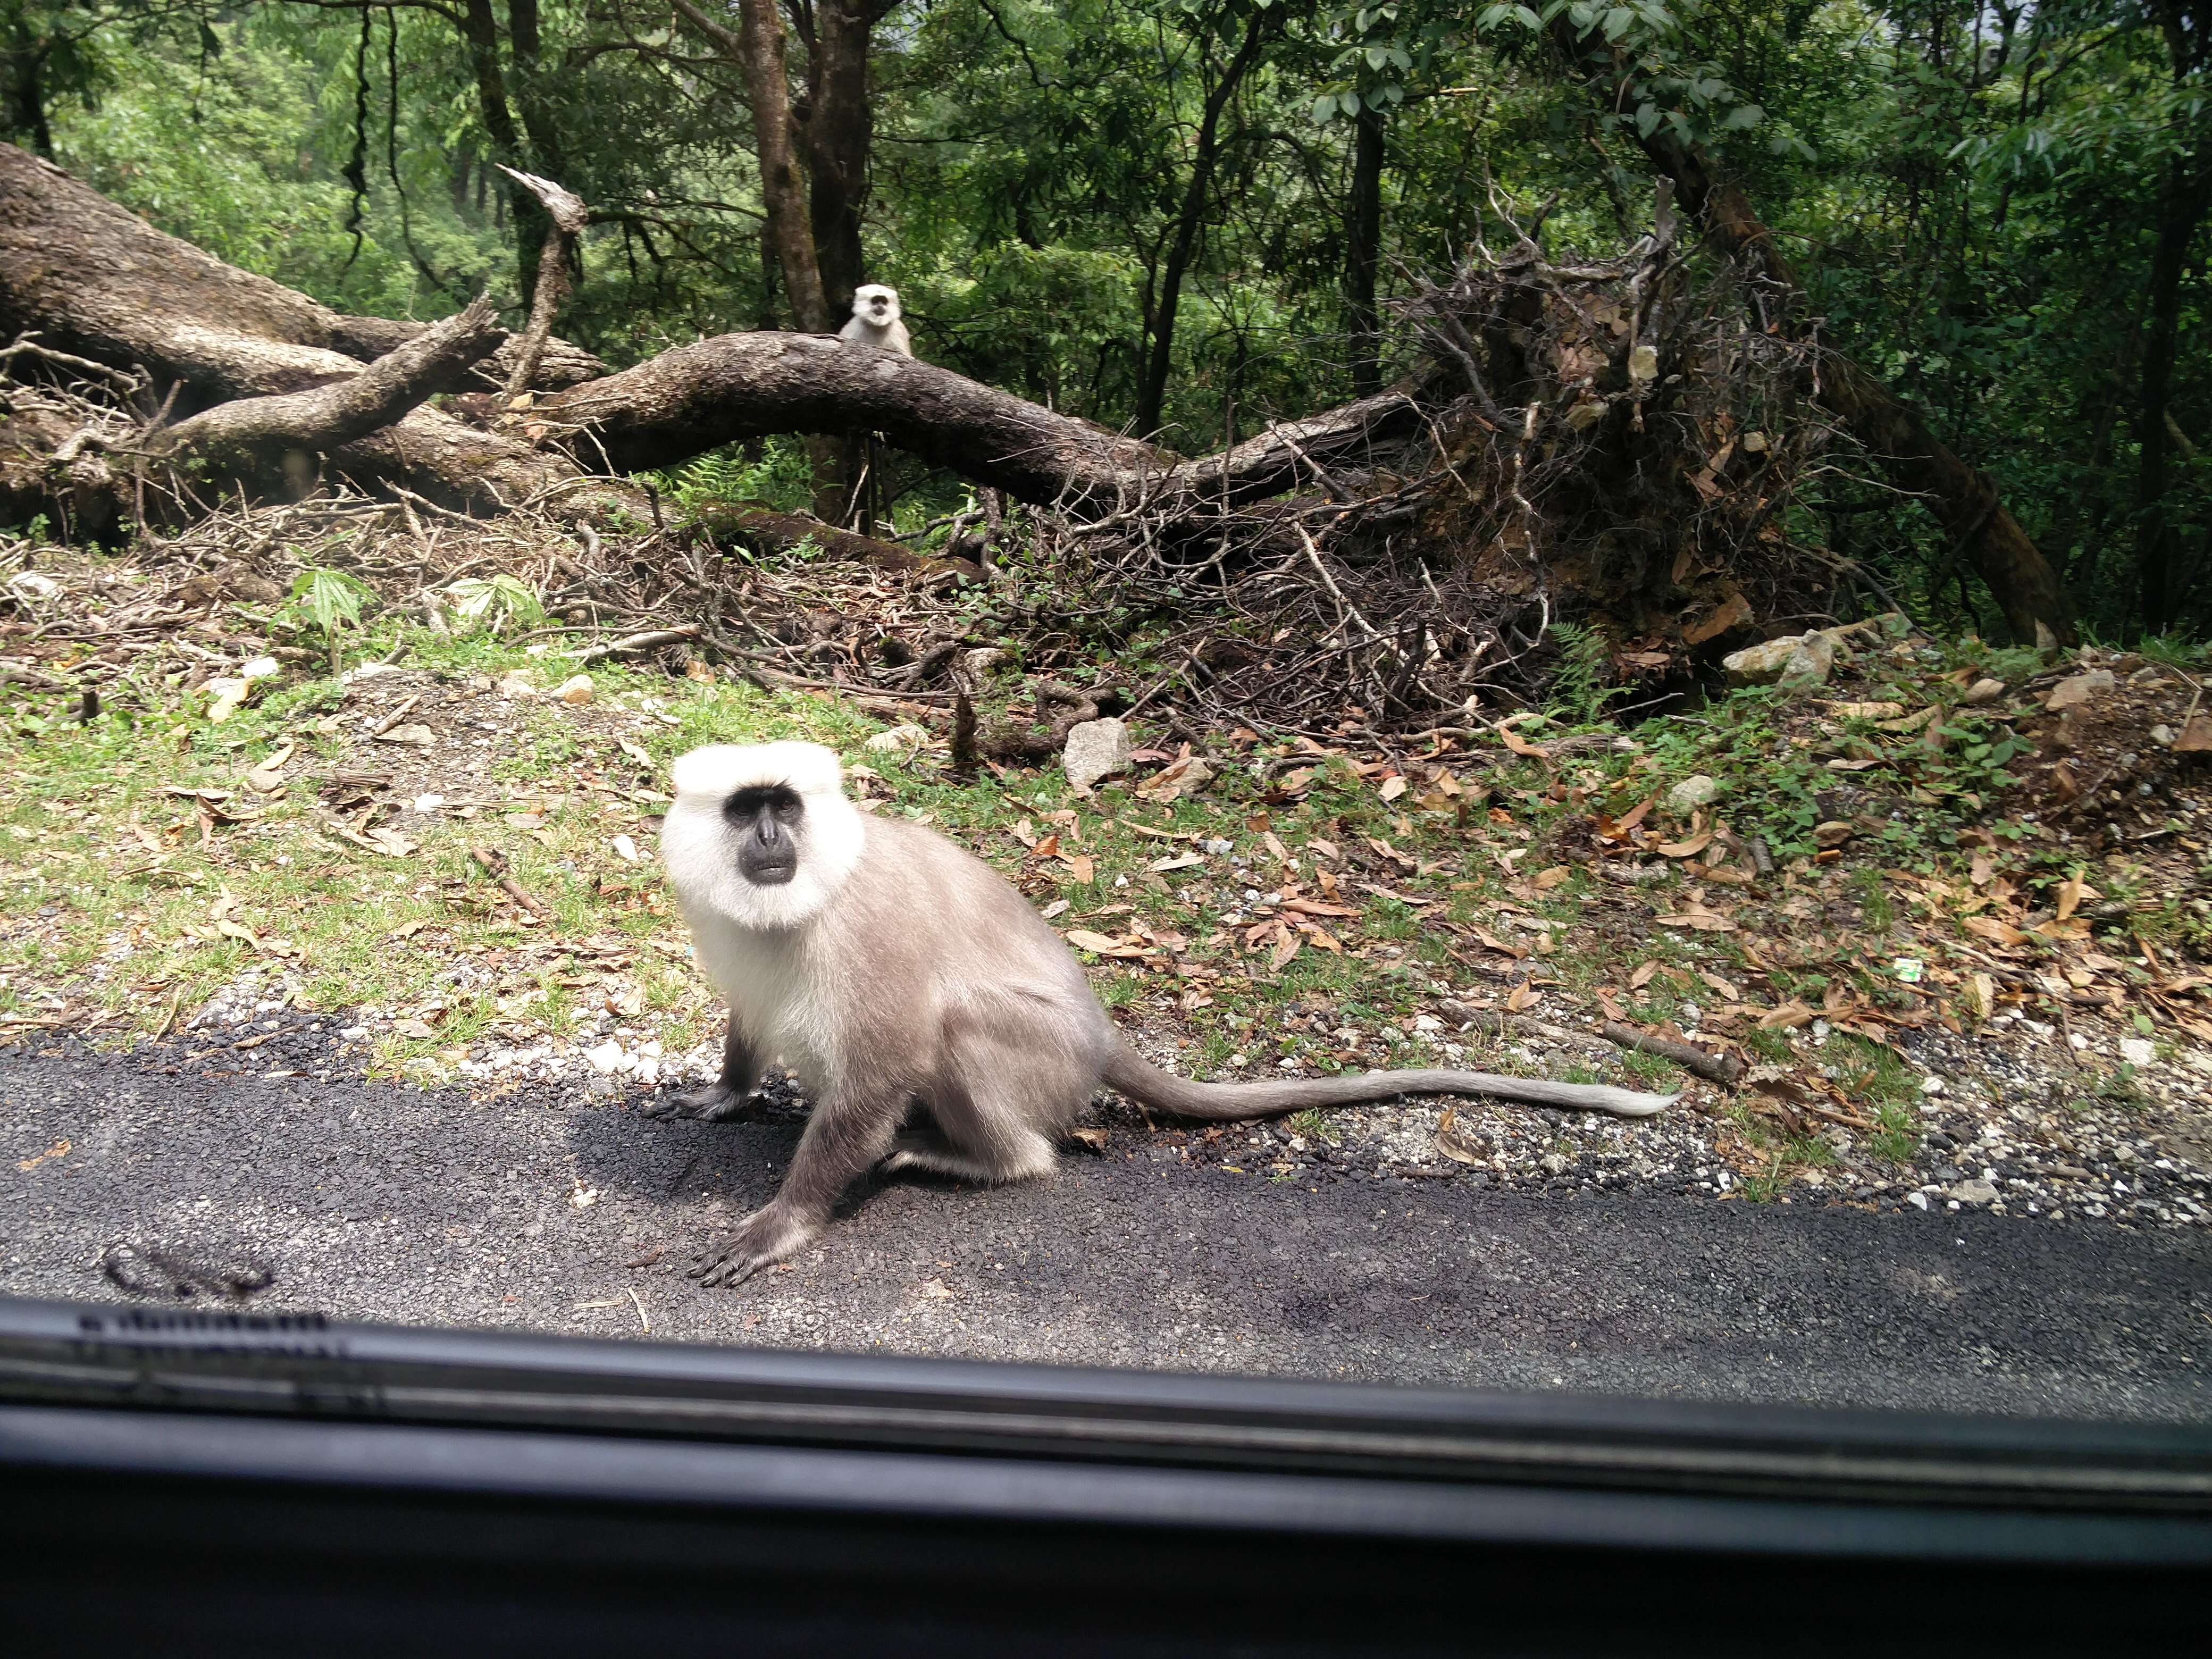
xmin=661 ymin=742 xmax=865 ymax=933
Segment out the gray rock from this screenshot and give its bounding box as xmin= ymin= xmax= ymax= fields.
xmin=1062 ymin=717 xmax=1132 ymax=794
xmin=2044 ymin=668 xmax=2115 ymax=711
xmin=1665 ymin=774 xmax=1722 ymax=814
xmin=1948 ymin=1179 xmax=2000 ymax=1206
xmin=1962 ymin=677 xmax=2005 ymax=706
xmin=1907 ymin=1190 xmax=1931 ymax=1211
xmin=962 ymin=647 xmax=1010 ymax=680
xmin=1723 ymin=632 xmax=1837 ymax=689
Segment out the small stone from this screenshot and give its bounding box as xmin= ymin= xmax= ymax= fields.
xmin=7 ymin=571 xmax=60 ymax=599
xmin=552 ymin=674 xmax=595 ymax=705
xmin=413 ymin=794 xmax=445 ymax=813
xmin=864 ymin=722 xmax=930 ymax=753
xmin=1907 ymin=1190 xmax=1931 ymax=1211
xmin=1948 ymin=1179 xmax=1999 ymax=1206
xmin=1919 ymin=1074 xmax=1946 ymax=1095
xmin=962 ymin=647 xmax=1009 ymax=679
xmin=1814 ymin=819 xmax=1854 ymax=849
xmin=497 ymin=669 xmax=537 ymax=698
xmin=584 ymin=1041 xmax=624 ymax=1075
xmin=611 ymin=833 xmax=642 ymax=864
xmin=1540 ymin=1152 xmax=1569 ymax=1176
xmin=1665 ymin=774 xmax=1722 ymax=814
xmin=2152 ymin=724 xmax=2178 ymax=747
xmin=2120 ymin=1037 xmax=2155 ymax=1067
xmin=1962 ymin=677 xmax=2005 ymax=706
xmin=2044 ymin=668 xmax=2115 ymax=711
xmin=1723 ymin=632 xmax=1836 ymax=689
xmin=1062 ymin=716 xmax=1133 ymax=795
xmin=338 ymin=1025 xmax=368 ymax=1043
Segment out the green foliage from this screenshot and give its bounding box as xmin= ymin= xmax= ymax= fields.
xmin=286 ymin=566 xmax=374 ymax=671
xmin=1545 ymin=621 xmax=1625 ymax=724
xmin=442 ymin=574 xmax=545 ymax=634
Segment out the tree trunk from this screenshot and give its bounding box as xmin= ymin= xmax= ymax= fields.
xmin=1546 ymin=28 xmax=2076 ymax=644
xmin=1135 ymin=11 xmax=1272 ymax=439
xmin=1345 ymin=100 xmax=1386 ymax=398
xmin=795 ymin=1 xmax=892 ymax=315
xmin=671 ymin=0 xmax=830 ymax=333
xmin=2134 ymin=65 xmax=2209 ymax=637
xmin=457 ymin=0 xmax=548 ymax=300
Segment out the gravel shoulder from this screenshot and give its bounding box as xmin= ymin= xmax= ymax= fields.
xmin=5 ymin=1036 xmax=2208 ymax=1422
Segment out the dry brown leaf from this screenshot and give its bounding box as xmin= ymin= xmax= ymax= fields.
xmin=1656 ymin=911 xmax=1736 ymax=932
xmin=1007 ymin=818 xmax=1038 ymax=848
xmin=1656 ymin=830 xmax=1715 ymax=859
xmin=1146 ymin=851 xmax=1205 ymax=874
xmin=1963 ymin=915 xmax=2029 ymax=947
xmin=1063 ymin=929 xmax=1122 ymax=954
xmin=1757 ymin=1001 xmax=1819 ymax=1030
xmin=1505 ymin=981 xmax=1538 ymax=1012
xmin=1030 ymin=834 xmax=1061 ymax=860
xmin=1497 ymin=720 xmax=1551 ymax=759
xmin=1629 ymin=960 xmax=1660 ymax=990
xmin=1060 ymin=853 xmax=1096 ymax=884
xmin=1269 ymin=927 xmax=1302 ymax=971
xmin=1377 ymin=775 xmax=1408 ymax=801
xmin=1532 ymin=865 xmax=1571 ymax=890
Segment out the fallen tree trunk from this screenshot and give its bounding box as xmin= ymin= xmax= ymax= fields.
xmin=0 ymin=143 xmax=604 ymax=403
xmin=546 ymin=333 xmax=1425 ymax=508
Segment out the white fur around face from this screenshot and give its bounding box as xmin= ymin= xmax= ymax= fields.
xmin=851 ymin=283 xmax=901 ymax=323
xmin=661 ymin=742 xmax=866 ymax=934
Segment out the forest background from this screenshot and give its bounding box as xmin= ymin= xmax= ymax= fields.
xmin=1 ymin=0 xmax=2206 ymax=641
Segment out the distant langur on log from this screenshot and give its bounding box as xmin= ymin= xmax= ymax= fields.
xmin=838 ymin=283 xmax=912 ymax=357
xmin=655 ymin=743 xmax=1674 ymax=1285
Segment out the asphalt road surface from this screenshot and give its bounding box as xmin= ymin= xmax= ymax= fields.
xmin=4 ymin=1041 xmax=2208 ymax=1422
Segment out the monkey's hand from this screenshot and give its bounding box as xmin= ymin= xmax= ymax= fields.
xmin=689 ymin=1205 xmax=817 ymax=1287
xmin=643 ymin=1080 xmax=754 ymax=1121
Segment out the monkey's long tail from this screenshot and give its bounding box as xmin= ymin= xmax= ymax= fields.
xmin=1100 ymin=1045 xmax=1674 ymax=1123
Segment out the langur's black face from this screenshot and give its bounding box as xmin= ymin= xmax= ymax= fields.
xmin=725 ymin=785 xmax=805 ymax=886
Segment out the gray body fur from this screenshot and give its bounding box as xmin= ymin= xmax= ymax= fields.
xmin=658 ymin=742 xmax=1672 ymax=1286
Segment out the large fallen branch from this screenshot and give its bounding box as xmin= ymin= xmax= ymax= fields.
xmin=0 ymin=143 xmax=602 ymax=402
xmin=150 ymin=296 xmax=502 ymax=479
xmin=544 ymin=333 xmax=1425 ymax=509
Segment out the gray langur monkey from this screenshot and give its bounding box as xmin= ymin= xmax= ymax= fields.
xmin=838 ymin=283 xmax=913 ymax=357
xmin=655 ymin=742 xmax=1673 ymax=1286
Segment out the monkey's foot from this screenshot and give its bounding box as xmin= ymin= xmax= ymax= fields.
xmin=642 ymin=1082 xmax=751 ymax=1122
xmin=689 ymin=1206 xmax=816 ymax=1288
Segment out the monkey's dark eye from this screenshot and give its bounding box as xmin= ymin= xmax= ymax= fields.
xmin=725 ymin=786 xmax=803 ymax=825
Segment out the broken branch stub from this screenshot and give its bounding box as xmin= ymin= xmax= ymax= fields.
xmin=496 ymin=166 xmax=591 ymax=401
